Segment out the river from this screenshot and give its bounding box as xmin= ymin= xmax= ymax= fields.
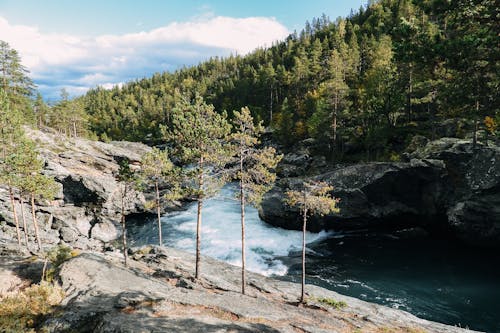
xmin=127 ymin=184 xmax=500 ymax=332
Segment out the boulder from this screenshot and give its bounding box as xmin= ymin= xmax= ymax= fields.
xmin=261 ymin=138 xmax=500 ymax=247
xmin=260 ymin=159 xmax=447 ymax=232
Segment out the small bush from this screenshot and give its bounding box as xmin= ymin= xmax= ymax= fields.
xmin=0 ymin=282 xmax=64 ymax=332
xmin=316 ymin=297 xmax=347 ymax=309
xmin=43 ymin=244 xmax=76 ymax=282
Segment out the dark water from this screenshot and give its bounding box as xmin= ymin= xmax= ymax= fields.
xmin=282 ymin=232 xmax=500 ymax=332
xmin=128 ymin=185 xmax=500 ymax=332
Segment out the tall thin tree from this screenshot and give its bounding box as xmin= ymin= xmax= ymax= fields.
xmin=140 ymin=147 xmax=181 ymax=246
xmin=116 ymin=160 xmax=138 ymax=267
xmin=231 ymin=106 xmax=282 ymax=294
xmin=286 ymin=181 xmax=340 ymax=303
xmin=162 ymin=95 xmax=232 ymax=279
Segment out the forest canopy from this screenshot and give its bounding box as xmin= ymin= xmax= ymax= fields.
xmin=2 ymin=0 xmax=499 ymax=162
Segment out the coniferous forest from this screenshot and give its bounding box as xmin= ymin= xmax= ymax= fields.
xmin=3 ymin=0 xmax=497 ymax=162
xmin=67 ymin=0 xmax=498 ymax=162
xmin=0 ymin=0 xmax=499 ymax=332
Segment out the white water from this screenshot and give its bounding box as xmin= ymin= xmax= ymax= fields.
xmin=128 ymin=184 xmax=332 ymax=276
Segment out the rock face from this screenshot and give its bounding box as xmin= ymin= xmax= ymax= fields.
xmin=0 ymin=128 xmax=153 ymax=251
xmin=411 ymin=138 xmax=500 ymax=246
xmin=260 ymin=138 xmax=500 ymax=247
xmin=38 ymin=246 xmax=475 ymax=333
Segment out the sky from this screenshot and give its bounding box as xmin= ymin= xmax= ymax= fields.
xmin=0 ymin=0 xmax=367 ymax=100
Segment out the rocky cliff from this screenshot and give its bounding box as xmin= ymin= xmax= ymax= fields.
xmin=0 ymin=128 xmax=154 ymax=252
xmin=260 ymin=138 xmax=500 ymax=247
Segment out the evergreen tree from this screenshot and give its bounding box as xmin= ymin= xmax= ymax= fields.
xmin=162 ymin=95 xmax=232 ymax=279
xmin=116 ymin=159 xmax=138 ymax=267
xmin=140 ymin=147 xmax=181 ymax=246
xmin=33 ymin=93 xmax=50 ymax=129
xmin=0 ymin=40 xmax=35 ymax=118
xmin=0 ymin=89 xmax=24 ymax=246
xmin=11 ymin=139 xmax=57 ymax=252
xmin=286 ymin=181 xmax=339 ymax=303
xmin=231 ymin=107 xmax=282 ymax=294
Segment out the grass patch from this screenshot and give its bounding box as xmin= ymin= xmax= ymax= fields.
xmin=315 ymin=297 xmax=347 ymax=309
xmin=0 ymin=282 xmax=64 ymax=332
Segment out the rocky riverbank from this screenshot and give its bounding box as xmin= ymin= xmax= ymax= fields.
xmin=260 ymin=138 xmax=500 ymax=247
xmin=0 ymin=245 xmax=480 ymax=333
xmin=0 ymin=128 xmax=164 ymax=253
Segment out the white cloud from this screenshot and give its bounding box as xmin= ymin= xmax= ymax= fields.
xmin=0 ymin=15 xmax=289 ymax=99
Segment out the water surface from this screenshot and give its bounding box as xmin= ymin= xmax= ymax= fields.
xmin=127 ymin=184 xmax=500 ymax=332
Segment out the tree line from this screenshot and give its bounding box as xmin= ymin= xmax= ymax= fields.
xmin=79 ymin=0 xmax=498 ymax=161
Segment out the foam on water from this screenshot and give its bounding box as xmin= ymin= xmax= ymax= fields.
xmin=128 ymin=184 xmax=332 ymax=276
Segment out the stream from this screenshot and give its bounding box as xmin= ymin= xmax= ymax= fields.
xmin=127 ymin=184 xmax=500 ymax=332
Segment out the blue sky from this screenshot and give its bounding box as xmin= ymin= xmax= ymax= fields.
xmin=0 ymin=0 xmax=367 ymax=100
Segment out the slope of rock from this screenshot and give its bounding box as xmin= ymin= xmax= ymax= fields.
xmin=38 ymin=246 xmax=477 ymax=333
xmin=0 ymin=128 xmax=153 ymax=251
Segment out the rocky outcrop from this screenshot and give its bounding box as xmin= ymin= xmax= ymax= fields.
xmin=0 ymin=128 xmax=154 ymax=251
xmin=261 ymin=138 xmax=500 ymax=247
xmin=410 ymin=138 xmax=500 ymax=246
xmin=35 ymin=246 xmax=475 ymax=333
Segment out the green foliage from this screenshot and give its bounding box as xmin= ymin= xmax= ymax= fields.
xmin=162 ymin=95 xmax=232 ymax=199
xmin=315 ymin=297 xmax=347 ymax=309
xmin=47 ymin=90 xmax=89 ymax=137
xmin=43 ymin=244 xmax=75 ymax=282
xmin=0 ymin=40 xmax=35 ymax=121
xmin=0 ymin=281 xmax=64 ymax=332
xmin=140 ymin=147 xmax=182 ymax=201
xmin=286 ymin=181 xmax=340 ymax=217
xmin=231 ymin=106 xmax=282 ymax=206
xmin=9 ymin=139 xmax=58 ymax=200
xmin=140 ymin=147 xmax=183 ymax=245
xmin=68 ymin=0 xmax=498 ymax=160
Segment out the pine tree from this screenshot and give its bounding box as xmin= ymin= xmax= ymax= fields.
xmin=0 ymin=41 xmax=34 ymax=118
xmin=319 ymin=49 xmax=350 ymax=153
xmin=0 ymin=89 xmax=24 ymax=246
xmin=286 ymin=181 xmax=340 ymax=303
xmin=11 ymin=139 xmax=57 ymax=252
xmin=231 ymin=107 xmax=282 ymax=294
xmin=162 ymin=95 xmax=232 ymax=279
xmin=140 ymin=147 xmax=181 ymax=246
xmin=116 ymin=160 xmax=138 ymax=267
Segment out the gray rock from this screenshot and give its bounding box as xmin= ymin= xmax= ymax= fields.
xmin=261 ymin=138 xmax=500 ymax=246
xmin=38 ymin=247 xmax=476 ymax=333
xmin=0 ymin=128 xmax=155 ymax=252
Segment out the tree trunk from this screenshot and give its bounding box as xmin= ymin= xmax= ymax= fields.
xmin=20 ymin=196 xmax=29 ymax=247
xmin=333 ymin=95 xmax=338 ymax=149
xmin=8 ymin=186 xmax=21 ymax=246
xmin=1 ymin=141 xmax=21 ymax=247
xmin=195 ymin=157 xmax=204 ymax=279
xmin=121 ymin=187 xmax=128 ymax=267
xmin=73 ymin=121 xmax=77 ymax=138
xmin=155 ymin=180 xmax=162 ymax=246
xmin=408 ymin=65 xmax=413 ymax=123
xmin=240 ymin=152 xmax=246 ymax=295
xmin=300 ymin=193 xmax=308 ymax=303
xmin=269 ymin=86 xmax=273 ymax=125
xmin=30 ymin=194 xmax=42 ymax=252
xmin=473 ymin=99 xmax=479 ymax=148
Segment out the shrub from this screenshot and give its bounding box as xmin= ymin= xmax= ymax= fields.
xmin=315 ymin=297 xmax=347 ymax=309
xmin=0 ymin=282 xmax=64 ymax=332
